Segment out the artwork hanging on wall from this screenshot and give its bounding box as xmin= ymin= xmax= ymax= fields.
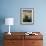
xmin=20 ymin=8 xmax=34 ymax=24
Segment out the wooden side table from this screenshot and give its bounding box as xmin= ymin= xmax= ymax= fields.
xmin=4 ymin=32 xmax=43 ymax=46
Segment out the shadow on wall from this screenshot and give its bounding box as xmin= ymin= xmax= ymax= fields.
xmin=0 ymin=16 xmax=5 ymax=46
xmin=0 ymin=16 xmax=5 ymax=32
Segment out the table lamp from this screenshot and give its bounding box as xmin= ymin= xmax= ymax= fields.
xmin=5 ymin=18 xmax=14 ymax=35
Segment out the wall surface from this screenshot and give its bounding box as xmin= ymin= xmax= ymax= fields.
xmin=0 ymin=0 xmax=46 ymax=46
xmin=0 ymin=0 xmax=46 ymax=32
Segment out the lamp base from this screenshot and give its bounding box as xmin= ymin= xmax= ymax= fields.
xmin=8 ymin=32 xmax=11 ymax=35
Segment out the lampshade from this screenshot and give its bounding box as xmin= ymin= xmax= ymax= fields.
xmin=5 ymin=18 xmax=14 ymax=25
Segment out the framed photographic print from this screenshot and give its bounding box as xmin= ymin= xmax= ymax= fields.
xmin=20 ymin=8 xmax=34 ymax=24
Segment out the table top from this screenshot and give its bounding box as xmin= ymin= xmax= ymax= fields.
xmin=4 ymin=32 xmax=43 ymax=40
